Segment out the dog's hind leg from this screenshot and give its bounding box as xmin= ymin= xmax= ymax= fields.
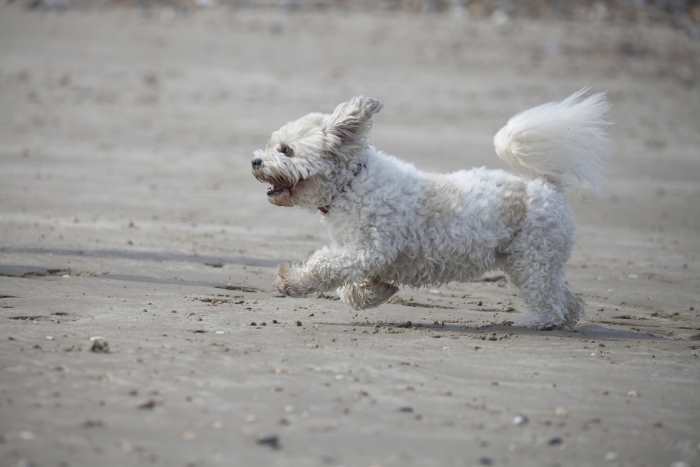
xmin=504 ymin=258 xmax=581 ymax=330
xmin=496 ymin=183 xmax=584 ymax=329
xmin=499 ymin=228 xmax=583 ymax=330
xmin=337 ymin=279 xmax=399 ymax=310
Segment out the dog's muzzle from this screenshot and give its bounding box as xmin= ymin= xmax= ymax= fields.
xmin=251 ymin=165 xmax=295 ymax=207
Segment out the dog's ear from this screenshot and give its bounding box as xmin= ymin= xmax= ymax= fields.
xmin=325 ymin=96 xmax=382 ymax=144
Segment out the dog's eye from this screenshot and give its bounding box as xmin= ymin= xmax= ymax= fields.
xmin=278 ymin=143 xmax=294 ymax=157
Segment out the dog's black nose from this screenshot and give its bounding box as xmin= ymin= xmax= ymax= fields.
xmin=251 ymin=158 xmax=263 ymax=169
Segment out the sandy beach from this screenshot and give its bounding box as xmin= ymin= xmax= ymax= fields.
xmin=1 ymin=4 xmax=699 ymax=466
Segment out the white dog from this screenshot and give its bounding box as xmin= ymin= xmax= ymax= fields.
xmin=252 ymin=90 xmax=610 ymax=329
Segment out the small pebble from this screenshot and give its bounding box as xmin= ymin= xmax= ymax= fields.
xmin=296 ymin=320 xmax=302 ymax=327
xmin=512 ymin=415 xmax=529 ymax=426
xmin=89 ymin=337 xmax=110 ymax=353
xmin=398 ymin=406 xmax=414 ymax=413
xmin=554 ymin=407 xmax=568 ymax=417
xmin=605 ymin=452 xmax=618 ymax=462
xmin=479 ymin=457 xmax=493 ymax=466
xmin=137 ymin=399 xmax=159 ymax=410
xmin=256 ymin=434 xmax=281 ymax=450
xmin=548 ymin=436 xmax=563 ymax=446
xmin=627 ymin=390 xmax=639 ymax=397
xmin=81 ymin=419 xmax=104 ymax=428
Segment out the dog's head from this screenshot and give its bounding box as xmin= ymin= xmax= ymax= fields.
xmin=251 ymin=96 xmax=382 ymax=208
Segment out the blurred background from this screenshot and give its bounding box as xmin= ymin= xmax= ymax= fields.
xmin=1 ymin=0 xmax=698 ymax=259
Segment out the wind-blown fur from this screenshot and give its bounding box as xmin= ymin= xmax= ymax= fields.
xmin=251 ymin=91 xmax=611 ymax=329
xmin=494 ymin=89 xmax=610 ymax=190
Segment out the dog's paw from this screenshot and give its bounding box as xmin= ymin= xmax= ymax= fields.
xmin=274 ymin=263 xmax=312 ymax=297
xmin=338 ymin=280 xmax=399 ymax=310
xmin=273 ymin=263 xmax=291 ymax=296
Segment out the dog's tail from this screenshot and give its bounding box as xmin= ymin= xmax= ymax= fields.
xmin=493 ymin=89 xmax=611 ymax=191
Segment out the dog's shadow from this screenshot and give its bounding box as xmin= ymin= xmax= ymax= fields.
xmin=318 ymin=320 xmax=663 ymax=341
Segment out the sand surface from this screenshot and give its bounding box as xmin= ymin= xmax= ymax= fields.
xmin=1 ymin=5 xmax=699 ymax=467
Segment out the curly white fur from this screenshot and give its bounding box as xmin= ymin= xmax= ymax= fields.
xmin=252 ymin=91 xmax=611 ymax=329
xmin=494 ymin=89 xmax=610 ymax=191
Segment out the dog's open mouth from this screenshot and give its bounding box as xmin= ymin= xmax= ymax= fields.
xmin=264 ymin=181 xmax=295 ymax=206
xmin=253 ymin=166 xmax=303 ymax=207
xmin=266 ymin=183 xmax=292 ymax=197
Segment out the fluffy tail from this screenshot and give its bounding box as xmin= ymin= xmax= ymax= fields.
xmin=493 ymin=89 xmax=611 ymax=191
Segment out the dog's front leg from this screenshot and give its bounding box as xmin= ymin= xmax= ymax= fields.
xmin=337 ymin=279 xmax=399 ymax=310
xmin=274 ymin=246 xmax=384 ymax=297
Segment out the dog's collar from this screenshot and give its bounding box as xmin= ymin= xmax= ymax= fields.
xmin=318 ymin=161 xmax=366 ymax=215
